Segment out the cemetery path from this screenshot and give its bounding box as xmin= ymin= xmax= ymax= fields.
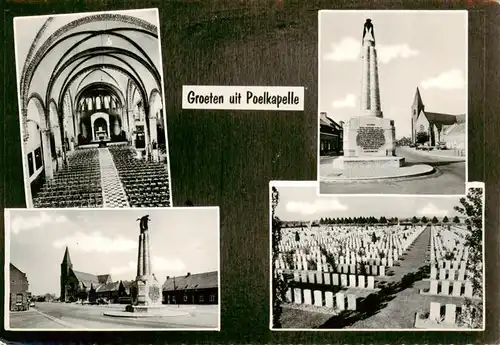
xmin=344 ymin=226 xmax=432 ymax=329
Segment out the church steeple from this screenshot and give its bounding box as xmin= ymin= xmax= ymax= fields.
xmin=413 ymin=87 xmax=424 ymax=112
xmin=62 ymin=246 xmax=72 ymax=266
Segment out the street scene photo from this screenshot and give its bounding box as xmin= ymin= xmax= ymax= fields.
xmin=270 ymin=181 xmax=484 ymax=330
xmin=14 ymin=9 xmax=172 ymax=208
xmin=5 ymin=207 xmax=220 ymax=330
xmin=318 ymin=11 xmax=467 ymax=195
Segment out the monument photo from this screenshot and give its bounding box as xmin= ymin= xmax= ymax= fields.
xmin=270 ymin=181 xmax=484 ymax=330
xmin=4 ymin=207 xmax=220 ymax=331
xmin=317 ymin=11 xmax=467 ymax=195
xmin=13 ymin=9 xmax=172 ymax=208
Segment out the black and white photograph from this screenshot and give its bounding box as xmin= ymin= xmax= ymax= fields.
xmin=4 ymin=207 xmax=220 ymax=331
xmin=270 ymin=181 xmax=484 ymax=330
xmin=318 ymin=11 xmax=467 ymax=195
xmin=14 ymin=8 xmax=172 ymax=208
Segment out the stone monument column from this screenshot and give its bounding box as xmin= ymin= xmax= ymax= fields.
xmin=129 ymin=215 xmax=162 ymax=312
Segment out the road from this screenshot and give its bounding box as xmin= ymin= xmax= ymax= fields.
xmin=8 ymin=302 xmax=219 ymax=330
xmin=319 ymin=147 xmax=466 ymax=195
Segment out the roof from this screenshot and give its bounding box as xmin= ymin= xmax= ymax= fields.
xmin=319 ymin=113 xmax=342 ymax=130
xmin=413 ymin=87 xmax=424 ymax=108
xmin=455 ymin=114 xmax=466 ymax=124
xmin=96 ymin=281 xmax=120 ymax=293
xmin=423 ymin=111 xmax=459 ymax=125
xmin=72 ymin=270 xmax=100 ymax=287
xmin=121 ymin=280 xmax=134 ymax=289
xmin=162 ymin=271 xmax=218 ymax=291
xmin=10 ymin=263 xmax=26 ymax=276
xmin=62 ymin=247 xmax=72 ymax=265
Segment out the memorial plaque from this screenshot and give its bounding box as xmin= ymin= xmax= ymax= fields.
xmin=356 ymin=125 xmax=385 ymax=152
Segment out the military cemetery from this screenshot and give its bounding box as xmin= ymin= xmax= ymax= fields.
xmin=271 ymin=183 xmax=484 ymax=330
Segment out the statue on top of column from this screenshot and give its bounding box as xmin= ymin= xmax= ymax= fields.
xmin=137 ymin=215 xmax=150 ymax=233
xmin=362 ymin=18 xmax=375 ymax=42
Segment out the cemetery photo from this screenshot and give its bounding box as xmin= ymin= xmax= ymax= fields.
xmin=318 ymin=10 xmax=467 ymax=195
xmin=270 ymin=181 xmax=484 ymax=330
xmin=5 ymin=207 xmax=220 ymax=331
xmin=14 ymin=9 xmax=172 ymax=208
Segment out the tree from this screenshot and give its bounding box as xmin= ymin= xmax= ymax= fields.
xmin=416 ymin=131 xmax=430 ymax=145
xmin=431 ymin=216 xmax=439 ymax=224
xmin=271 ymin=187 xmax=287 ymax=328
xmin=454 ymin=187 xmax=483 ymax=328
xmin=453 ymin=215 xmax=460 ymax=224
xmin=412 ymin=216 xmax=419 ymax=223
xmin=371 ymin=232 xmax=377 ymax=243
xmin=442 ymin=216 xmax=449 ymax=223
xmin=379 ymin=216 xmax=387 ymax=224
xmin=77 ymin=288 xmax=88 ymax=304
xmin=421 ymin=216 xmax=428 ymax=224
xmin=295 ymin=231 xmax=300 ymax=242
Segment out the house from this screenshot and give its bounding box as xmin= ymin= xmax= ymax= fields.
xmin=162 ymin=271 xmax=218 ymax=305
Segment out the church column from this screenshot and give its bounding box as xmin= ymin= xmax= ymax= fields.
xmin=41 ymin=129 xmax=54 ymax=179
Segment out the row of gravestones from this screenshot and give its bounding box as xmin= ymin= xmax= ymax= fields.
xmin=291 ymin=270 xmax=377 ymax=289
xmin=419 ymin=301 xmax=466 ymax=327
xmin=422 ymin=279 xmax=475 ymax=298
xmin=286 ymin=257 xmax=395 ymax=272
xmin=286 ymin=287 xmax=357 ymax=311
xmin=430 ymin=266 xmax=471 ymax=281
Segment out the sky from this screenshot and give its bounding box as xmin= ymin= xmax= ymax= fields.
xmin=319 ymin=10 xmax=467 ymax=138
xmin=273 ymin=182 xmax=470 ymax=221
xmin=7 ymin=208 xmax=219 ymax=296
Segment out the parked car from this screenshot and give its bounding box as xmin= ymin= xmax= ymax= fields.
xmin=29 ymin=301 xmax=35 ymax=307
xmin=97 ymin=298 xmax=109 ymax=305
xmin=437 ymin=142 xmax=447 ymax=150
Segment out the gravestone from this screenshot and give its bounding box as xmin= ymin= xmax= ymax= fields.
xmin=314 ymin=290 xmax=322 ymax=307
xmin=324 ymin=272 xmax=331 ymax=285
xmin=294 ymin=288 xmax=302 ymax=304
xmin=340 ymin=274 xmax=348 ymax=287
xmin=430 ymin=266 xmax=437 ymax=279
xmin=300 ymin=272 xmax=308 ymax=283
xmin=429 ymin=280 xmax=438 ymax=294
xmin=308 ymin=272 xmax=316 ymax=284
xmin=293 ymin=272 xmax=300 ymax=282
xmin=285 ymin=288 xmax=292 ymax=303
xmin=347 ymin=294 xmax=356 ymax=311
xmin=336 ymin=292 xmax=345 ymax=311
xmin=332 ymin=273 xmax=339 ymax=286
xmin=464 ymin=281 xmax=473 ymax=297
xmin=452 ymin=281 xmax=462 ymax=297
xmin=441 ymin=280 xmax=450 ymax=295
xmin=439 ymin=268 xmax=446 ymax=280
xmin=316 ymin=272 xmax=323 ymax=284
xmin=448 ymin=269 xmax=455 ymax=280
xmin=379 ymin=266 xmax=385 ymax=276
xmin=304 ymin=289 xmax=312 ymax=305
xmin=367 ymin=276 xmax=375 ymax=289
xmin=444 ymin=304 xmax=456 ymax=325
xmin=349 ymin=274 xmax=356 ymax=288
xmin=430 ymin=302 xmax=441 ymax=322
xmin=325 ymin=291 xmax=334 ymax=308
xmin=358 ymin=275 xmax=366 ymax=288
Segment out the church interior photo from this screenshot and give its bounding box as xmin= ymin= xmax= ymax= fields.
xmin=15 ymin=9 xmax=171 ymax=208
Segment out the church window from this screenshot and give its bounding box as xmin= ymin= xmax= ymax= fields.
xmin=96 ymin=97 xmax=101 ymax=110
xmin=184 ymin=295 xmax=188 ymax=302
xmin=199 ymin=295 xmax=204 ymax=303
xmin=419 ymin=125 xmax=425 ymax=132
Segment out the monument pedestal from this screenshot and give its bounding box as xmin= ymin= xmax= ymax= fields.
xmin=128 ymin=275 xmax=162 ymax=313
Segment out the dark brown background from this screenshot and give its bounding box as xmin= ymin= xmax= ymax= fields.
xmin=0 ymin=0 xmax=498 ymax=343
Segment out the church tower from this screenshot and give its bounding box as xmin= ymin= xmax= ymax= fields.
xmin=60 ymin=246 xmax=73 ymax=302
xmin=411 ymin=87 xmax=425 ymax=144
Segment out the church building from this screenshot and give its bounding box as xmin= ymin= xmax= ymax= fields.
xmin=10 ymin=264 xmax=30 ymax=311
xmin=16 ymin=10 xmax=171 ymax=209
xmin=60 ymin=246 xmax=124 ymax=303
xmin=411 ymin=88 xmax=466 ymax=149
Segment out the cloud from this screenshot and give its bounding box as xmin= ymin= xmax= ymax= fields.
xmin=324 ymin=37 xmax=360 ymax=62
xmin=52 ymin=231 xmax=136 ymax=253
xmin=417 ymin=203 xmax=449 ymax=217
xmin=11 ymin=212 xmax=68 ymax=235
xmin=286 ymin=199 xmax=348 ymax=216
xmin=332 ymin=94 xmax=356 ymax=108
xmin=420 ymin=69 xmax=465 ymax=90
xmin=377 ymin=43 xmax=420 ymax=64
xmin=323 ymin=37 xmax=419 ymax=64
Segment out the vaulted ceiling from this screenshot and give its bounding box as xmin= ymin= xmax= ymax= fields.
xmin=16 ymin=9 xmax=163 ymax=115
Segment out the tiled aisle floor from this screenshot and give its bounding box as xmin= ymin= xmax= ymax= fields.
xmin=98 ymin=148 xmax=130 ymax=207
